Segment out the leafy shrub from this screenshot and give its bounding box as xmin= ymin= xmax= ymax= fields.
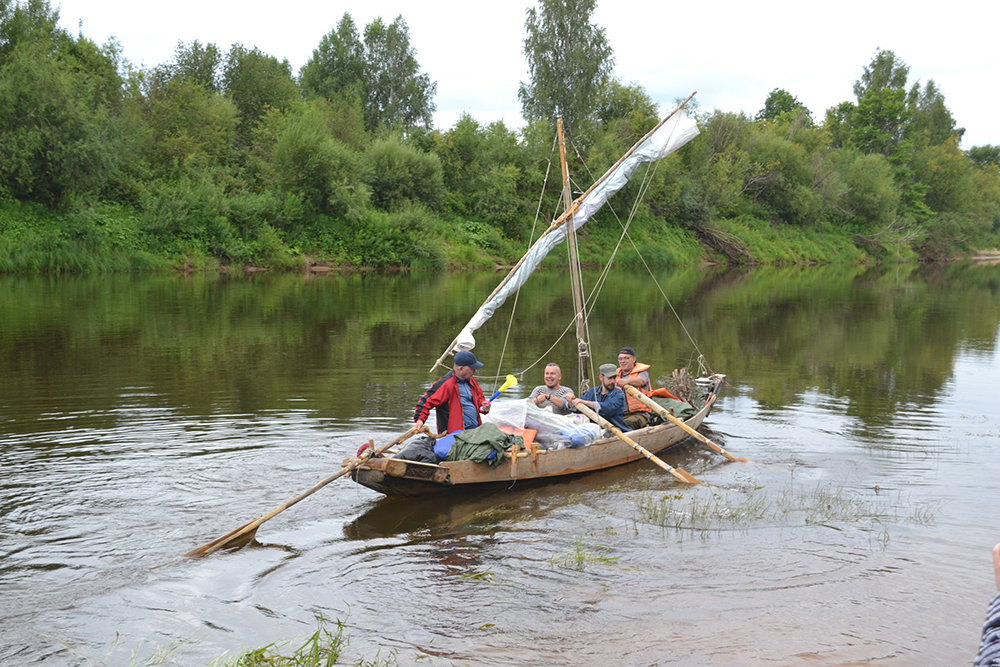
xmin=348 ymin=205 xmax=444 ymax=268
xmin=363 ymin=138 xmax=443 ymax=211
xmin=268 ymin=107 xmax=369 ymax=220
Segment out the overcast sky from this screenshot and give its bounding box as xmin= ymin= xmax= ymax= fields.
xmin=54 ymin=0 xmax=998 ymax=148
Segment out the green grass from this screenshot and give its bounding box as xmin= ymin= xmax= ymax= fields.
xmin=212 ymin=615 xmax=396 ymax=667
xmin=551 ymin=535 xmax=620 ymax=570
xmin=635 ymin=478 xmax=939 ymax=547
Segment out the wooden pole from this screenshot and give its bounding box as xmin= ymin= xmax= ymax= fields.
xmin=429 ymin=93 xmax=697 ymax=373
xmin=624 ymin=386 xmax=747 ymax=462
xmin=557 ymin=117 xmax=591 ymax=394
xmin=573 ymin=402 xmax=700 ymax=484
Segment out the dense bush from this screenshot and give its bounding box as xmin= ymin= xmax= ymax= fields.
xmin=363 ymin=138 xmax=443 ymax=212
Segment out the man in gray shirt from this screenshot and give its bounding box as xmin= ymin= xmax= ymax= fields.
xmin=529 ymin=363 xmax=575 ymax=415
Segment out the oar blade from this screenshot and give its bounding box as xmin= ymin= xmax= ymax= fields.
xmin=186 ymin=425 xmax=423 ymax=557
xmin=186 ymin=522 xmax=260 ymax=557
xmin=670 ymin=467 xmax=701 ymax=485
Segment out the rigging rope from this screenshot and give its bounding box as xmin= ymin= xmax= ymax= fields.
xmin=492 ymin=131 xmax=560 ymax=387
xmin=567 ymin=134 xmax=714 ymax=376
xmin=495 ymin=121 xmax=715 ymax=386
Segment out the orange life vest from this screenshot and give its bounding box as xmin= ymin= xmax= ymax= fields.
xmin=617 ymin=362 xmax=652 ymax=414
xmin=649 ymin=387 xmax=682 ymax=401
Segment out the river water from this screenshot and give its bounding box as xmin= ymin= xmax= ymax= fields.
xmin=1 ymin=263 xmax=998 ymax=665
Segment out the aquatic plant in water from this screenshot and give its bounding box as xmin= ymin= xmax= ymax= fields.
xmin=635 ymin=478 xmax=938 ymax=545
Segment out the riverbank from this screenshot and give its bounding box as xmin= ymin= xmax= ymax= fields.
xmin=3 ymin=198 xmax=998 ymax=274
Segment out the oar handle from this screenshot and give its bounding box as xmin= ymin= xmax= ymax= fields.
xmin=623 ymin=386 xmax=745 ymax=463
xmin=573 ymin=401 xmax=699 ymax=484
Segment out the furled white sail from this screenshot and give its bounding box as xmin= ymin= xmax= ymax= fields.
xmin=450 ymin=107 xmax=700 ymax=355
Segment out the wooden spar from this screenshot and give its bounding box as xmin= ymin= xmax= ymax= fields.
xmin=624 ymin=386 xmax=748 ymax=462
xmin=557 ymin=117 xmax=591 ymax=394
xmin=428 ymin=92 xmax=698 ymax=373
xmin=573 ymin=402 xmax=700 ymax=484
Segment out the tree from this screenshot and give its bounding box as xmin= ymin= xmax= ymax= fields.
xmin=907 ymin=79 xmax=963 ymax=147
xmin=0 ymin=0 xmax=58 ymax=59
xmin=266 ymin=103 xmax=369 ymax=219
xmin=361 ymin=16 xmax=436 ymax=132
xmin=518 ymin=0 xmax=613 ymax=146
xmin=299 ymin=13 xmax=364 ymax=101
xmin=757 ymin=88 xmax=812 ymax=124
xmin=853 ymin=49 xmax=909 ymax=100
xmin=222 ymin=44 xmax=299 ymax=144
xmin=140 ymin=77 xmax=238 ymax=175
xmin=967 ymin=145 xmax=1000 ymax=170
xmin=168 ymin=40 xmax=223 ymax=93
xmin=301 ymin=13 xmax=435 ymax=133
xmin=594 ymin=79 xmax=658 ymax=127
xmin=0 ymin=0 xmax=120 ymax=204
xmin=363 ymin=137 xmax=442 ymax=211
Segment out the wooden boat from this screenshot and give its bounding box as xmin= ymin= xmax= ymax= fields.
xmin=352 ymin=375 xmax=724 ymax=496
xmin=350 ymin=94 xmax=727 ymax=498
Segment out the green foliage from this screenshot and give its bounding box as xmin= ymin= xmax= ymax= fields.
xmin=222 ymin=44 xmax=299 ymax=145
xmin=707 ymin=214 xmax=867 ymax=264
xmin=854 ymin=49 xmax=910 ymax=100
xmin=302 ymin=13 xmax=436 ymax=133
xmin=966 ymin=145 xmax=1000 ymax=169
xmin=0 ymin=0 xmax=59 ymax=59
xmin=266 ymin=105 xmax=369 ymax=219
xmin=346 ymin=205 xmax=444 ymax=268
xmin=229 ymin=615 xmax=345 ymax=666
xmin=1 ymin=8 xmax=998 ymax=273
xmin=0 ymin=198 xmax=168 ymax=272
xmin=832 ymin=150 xmax=899 ymax=228
xmin=362 ymin=138 xmax=443 ymax=212
xmin=137 ymin=174 xmax=307 ymax=265
xmin=0 ymin=2 xmax=119 ymax=205
xmin=595 ymin=79 xmax=658 ymax=127
xmin=361 ymin=16 xmax=436 ymax=132
xmin=433 ymin=115 xmax=530 ymax=234
xmin=744 ymin=128 xmax=821 ymax=225
xmin=907 ymin=79 xmax=963 ymax=147
xmin=519 ymin=0 xmax=613 ymax=147
xmin=851 ymin=86 xmax=911 ymax=157
xmin=912 ymin=136 xmax=974 ymax=213
xmin=165 ymin=39 xmax=223 ymax=92
xmin=139 ymin=77 xmax=238 ymax=175
xmin=300 ymin=13 xmax=365 ymax=102
xmin=756 ymin=88 xmax=813 ymax=124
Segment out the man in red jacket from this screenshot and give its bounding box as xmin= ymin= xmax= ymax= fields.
xmin=414 ymin=350 xmax=492 ymax=434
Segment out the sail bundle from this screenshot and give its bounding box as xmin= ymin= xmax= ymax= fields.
xmin=450 ymin=107 xmax=700 ymax=355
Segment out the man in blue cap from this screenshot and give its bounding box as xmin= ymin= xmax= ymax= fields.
xmin=414 ymin=350 xmax=492 ymax=435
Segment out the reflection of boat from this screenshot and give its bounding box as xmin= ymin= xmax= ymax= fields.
xmin=343 ymin=490 xmax=527 ymax=540
xmin=351 ymin=95 xmax=725 ymax=497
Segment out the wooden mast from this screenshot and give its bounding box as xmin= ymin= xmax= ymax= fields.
xmin=557 ymin=118 xmax=591 ymax=394
xmin=429 ymin=92 xmax=697 ymax=373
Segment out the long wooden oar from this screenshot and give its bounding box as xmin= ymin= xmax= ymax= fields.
xmin=573 ymin=402 xmax=700 ymax=484
xmin=624 ymin=386 xmax=747 ymax=462
xmin=186 ymin=425 xmax=425 ymax=557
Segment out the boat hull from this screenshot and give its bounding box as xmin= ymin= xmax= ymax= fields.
xmin=350 ymin=375 xmax=724 ymax=497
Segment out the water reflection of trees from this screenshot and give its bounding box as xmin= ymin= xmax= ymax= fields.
xmin=691 ymin=263 xmax=1000 ymax=422
xmin=1 ymin=263 xmax=996 ymax=431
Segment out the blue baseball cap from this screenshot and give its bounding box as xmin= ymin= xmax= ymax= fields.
xmin=454 ymin=350 xmax=484 ymax=370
